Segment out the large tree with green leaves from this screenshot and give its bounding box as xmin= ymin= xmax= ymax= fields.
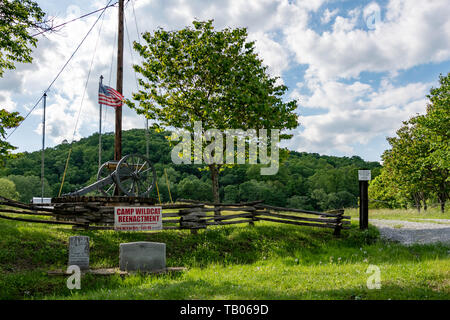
xmin=411 ymin=73 xmax=449 ymax=212
xmin=128 ymin=20 xmax=299 ymax=202
xmin=0 ymin=109 xmax=23 ymax=164
xmin=371 ymin=73 xmax=449 ymax=212
xmin=0 ymin=177 xmax=19 ymax=200
xmin=0 ymin=0 xmax=46 ymax=162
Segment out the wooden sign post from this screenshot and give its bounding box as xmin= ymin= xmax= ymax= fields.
xmin=358 ymin=169 xmax=371 ymax=230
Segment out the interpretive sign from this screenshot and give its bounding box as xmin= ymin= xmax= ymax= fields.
xmin=358 ymin=170 xmax=371 ymax=181
xmin=114 ymin=206 xmax=162 ymax=231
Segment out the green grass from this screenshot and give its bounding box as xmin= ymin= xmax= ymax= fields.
xmin=0 ymin=214 xmax=448 ymax=300
xmin=346 ymin=207 xmax=450 ymax=221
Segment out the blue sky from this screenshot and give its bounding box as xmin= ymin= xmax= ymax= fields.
xmin=1 ymin=0 xmax=449 ymax=162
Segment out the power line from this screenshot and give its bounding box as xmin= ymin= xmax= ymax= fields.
xmin=31 ymin=2 xmax=118 ymax=37
xmin=58 ymin=5 xmax=108 ymax=197
xmin=6 ymin=0 xmax=114 ymax=140
xmin=70 ymin=6 xmax=107 ymax=143
xmin=124 ymin=9 xmax=139 ymax=89
xmin=131 ymin=0 xmax=142 ymax=43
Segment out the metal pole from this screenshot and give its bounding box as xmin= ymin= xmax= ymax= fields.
xmin=99 ymin=75 xmax=103 ymax=170
xmin=41 ymin=93 xmax=47 ymax=201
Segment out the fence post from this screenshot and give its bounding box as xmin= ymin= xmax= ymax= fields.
xmin=214 ymin=204 xmax=221 ymax=222
xmin=333 ymin=209 xmax=344 ymax=237
xmin=249 ymin=209 xmax=256 ymax=227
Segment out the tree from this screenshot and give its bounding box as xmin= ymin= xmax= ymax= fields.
xmin=287 ymin=195 xmax=313 ymax=210
xmin=128 ymin=20 xmax=299 ymax=202
xmin=0 ymin=0 xmax=46 ymax=162
xmin=0 ymin=109 xmax=23 ymax=163
xmin=310 ymin=188 xmax=328 ymax=211
xmin=0 ymin=0 xmax=46 ymax=75
xmin=0 ymin=177 xmax=19 ymax=200
xmin=383 ymin=122 xmax=429 ymax=211
xmin=177 ymin=175 xmax=213 ymax=201
xmin=7 ymin=174 xmax=50 ymax=202
xmin=371 ymin=73 xmax=449 ymax=212
xmin=412 ymin=73 xmax=449 ymax=212
xmin=368 ymin=170 xmax=405 ymax=209
xmin=223 ymin=184 xmax=239 ymax=203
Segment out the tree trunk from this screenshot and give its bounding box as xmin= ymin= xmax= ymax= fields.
xmin=413 ymin=193 xmax=422 ymax=213
xmin=209 ymin=164 xmax=220 ymax=203
xmin=209 ymin=164 xmax=221 ymax=221
xmin=414 ymin=197 xmax=421 ymax=213
xmin=438 ymin=193 xmax=446 ymax=213
xmin=423 ymin=199 xmax=427 ymax=211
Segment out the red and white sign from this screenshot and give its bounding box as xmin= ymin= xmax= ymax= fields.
xmin=114 ymin=206 xmax=162 ymax=231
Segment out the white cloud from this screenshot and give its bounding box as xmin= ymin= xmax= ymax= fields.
xmin=321 ymin=8 xmax=339 ymax=24
xmin=33 ymin=93 xmax=81 ymax=144
xmin=290 ymin=76 xmax=431 ymax=155
xmin=366 ymin=82 xmax=431 ymax=109
xmin=284 ymin=0 xmax=450 ymax=80
xmin=0 ymin=91 xmax=18 ymax=112
xmin=3 ymin=0 xmax=448 ymax=163
xmin=248 ymin=32 xmax=291 ymax=79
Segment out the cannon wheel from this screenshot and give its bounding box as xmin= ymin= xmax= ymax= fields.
xmin=115 ymin=154 xmax=156 ymax=197
xmin=97 ymin=162 xmax=117 ymax=197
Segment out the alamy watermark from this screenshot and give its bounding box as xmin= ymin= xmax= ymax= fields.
xmin=364 ymin=2 xmax=382 ymax=30
xmin=366 ymin=264 xmax=381 ymax=290
xmin=66 ymin=265 xmax=81 ymax=290
xmin=170 ymin=121 xmax=280 ymax=175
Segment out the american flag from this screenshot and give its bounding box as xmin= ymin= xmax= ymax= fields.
xmin=98 ymin=83 xmax=124 ymax=107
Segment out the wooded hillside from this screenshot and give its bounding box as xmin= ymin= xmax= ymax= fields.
xmin=0 ymin=128 xmax=381 ymax=211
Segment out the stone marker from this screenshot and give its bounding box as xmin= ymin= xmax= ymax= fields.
xmin=68 ymin=236 xmax=90 ymax=270
xmin=119 ymin=242 xmax=166 ymax=272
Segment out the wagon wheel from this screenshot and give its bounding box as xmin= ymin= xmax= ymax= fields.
xmin=115 ymin=154 xmax=156 ymax=197
xmin=97 ymin=162 xmax=117 ymax=197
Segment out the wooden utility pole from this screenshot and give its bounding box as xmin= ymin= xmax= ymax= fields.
xmin=113 ymin=0 xmax=124 ymax=196
xmin=115 ymin=0 xmax=124 ymax=162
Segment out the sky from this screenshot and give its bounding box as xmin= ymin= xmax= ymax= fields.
xmin=1 ymin=0 xmax=449 ymax=162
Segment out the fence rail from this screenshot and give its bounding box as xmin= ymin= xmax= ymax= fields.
xmin=0 ymin=196 xmax=350 ymax=236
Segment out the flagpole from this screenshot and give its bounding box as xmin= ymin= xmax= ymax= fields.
xmin=99 ymin=75 xmax=103 ymax=170
xmin=41 ymin=92 xmax=46 ymax=202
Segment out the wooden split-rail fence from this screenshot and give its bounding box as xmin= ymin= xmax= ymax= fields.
xmin=0 ymin=196 xmax=351 ymax=236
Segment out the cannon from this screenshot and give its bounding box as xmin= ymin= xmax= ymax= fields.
xmin=64 ymin=154 xmax=157 ymax=197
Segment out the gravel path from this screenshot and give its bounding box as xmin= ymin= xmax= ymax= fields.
xmin=369 ymin=219 xmax=450 ymax=245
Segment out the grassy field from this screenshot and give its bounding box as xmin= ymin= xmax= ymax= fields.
xmin=346 ymin=206 xmax=450 ymax=221
xmin=0 ymin=210 xmax=449 ymax=300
